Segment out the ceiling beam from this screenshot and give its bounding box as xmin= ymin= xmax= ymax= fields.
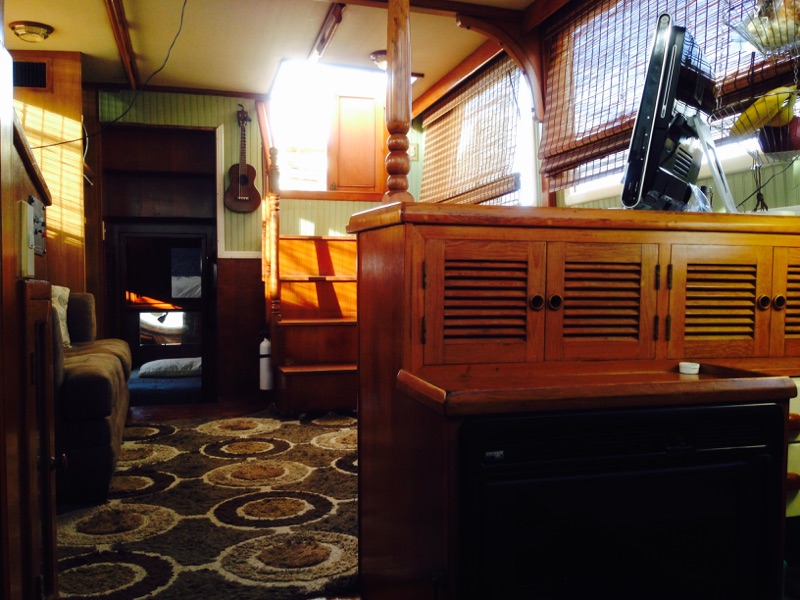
xmin=104 ymin=0 xmax=139 ymax=89
xmin=309 ymin=3 xmax=346 ymax=61
xmin=320 ymin=0 xmax=522 ymax=21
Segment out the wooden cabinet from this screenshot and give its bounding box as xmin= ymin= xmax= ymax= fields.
xmin=418 ymin=232 xmax=660 ymax=365
xmin=350 ymin=203 xmax=800 ymax=378
xmin=667 ymin=244 xmax=800 ymax=361
xmin=20 ymin=280 xmax=57 ymax=600
xmin=348 ymin=202 xmax=800 ymax=598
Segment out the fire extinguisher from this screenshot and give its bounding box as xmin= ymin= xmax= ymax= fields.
xmin=259 ymin=336 xmax=272 ymax=391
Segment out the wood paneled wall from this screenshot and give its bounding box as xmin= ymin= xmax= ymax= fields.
xmin=216 ymin=257 xmax=266 ymax=397
xmin=11 ymin=50 xmax=84 ymax=292
xmin=97 ymin=90 xmax=263 ymax=254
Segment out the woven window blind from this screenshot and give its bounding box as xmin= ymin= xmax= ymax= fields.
xmin=420 ymin=54 xmax=523 ymax=206
xmin=540 ymin=0 xmax=798 ymax=191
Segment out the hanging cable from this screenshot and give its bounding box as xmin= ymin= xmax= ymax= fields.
xmin=30 ymin=0 xmax=189 ymax=151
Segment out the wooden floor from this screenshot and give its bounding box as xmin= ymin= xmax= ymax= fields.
xmin=126 ymin=394 xmax=362 ymax=600
xmin=127 ymin=394 xmax=269 ymax=423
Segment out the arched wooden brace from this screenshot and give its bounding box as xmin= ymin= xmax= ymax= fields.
xmin=456 ymin=14 xmax=545 ymax=122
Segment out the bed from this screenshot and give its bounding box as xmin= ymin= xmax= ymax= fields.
xmin=127 ymin=357 xmax=204 ymax=406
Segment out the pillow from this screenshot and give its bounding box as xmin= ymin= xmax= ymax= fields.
xmin=138 ymin=357 xmax=202 ymax=378
xmin=51 ymin=284 xmax=71 ymax=347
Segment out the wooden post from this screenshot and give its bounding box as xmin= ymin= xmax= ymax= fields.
xmin=267 ymin=147 xmax=281 ymax=329
xmin=384 ymin=0 xmax=415 ymax=203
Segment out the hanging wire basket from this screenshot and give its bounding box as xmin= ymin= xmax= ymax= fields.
xmin=710 ymin=1 xmax=800 ymax=165
xmin=727 ymin=0 xmax=800 ymax=58
xmin=710 ymin=86 xmax=800 ymax=164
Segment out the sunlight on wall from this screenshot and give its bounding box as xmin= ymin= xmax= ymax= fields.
xmin=299 ymin=218 xmax=316 ymax=236
xmin=14 ymin=100 xmax=84 ymax=245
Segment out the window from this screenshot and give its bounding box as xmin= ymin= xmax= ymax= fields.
xmin=540 ymin=0 xmax=799 ymax=192
xmin=419 ymin=54 xmax=537 ymax=206
xmin=269 ymin=60 xmax=388 ymax=197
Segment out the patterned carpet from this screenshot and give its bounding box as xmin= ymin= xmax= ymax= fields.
xmin=56 ymin=411 xmax=359 ymax=599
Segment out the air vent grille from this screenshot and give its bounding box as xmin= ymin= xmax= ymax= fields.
xmin=13 ymin=61 xmax=47 ymax=88
xmin=443 ymin=258 xmax=528 ymax=341
xmin=684 ymin=263 xmax=757 ymax=339
xmin=563 ymin=261 xmax=641 ymax=339
xmin=786 ymin=264 xmax=800 ymax=337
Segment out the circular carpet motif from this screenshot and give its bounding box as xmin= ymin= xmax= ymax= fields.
xmin=123 ymin=423 xmax=177 ymax=441
xmin=196 ymin=417 xmax=282 ymax=437
xmin=213 ymin=490 xmax=334 ymax=528
xmin=219 ymin=530 xmax=358 ymax=588
xmin=309 ymin=413 xmax=357 ymax=428
xmin=59 ymin=550 xmax=176 ymax=599
xmin=333 ymin=453 xmax=358 ymax=475
xmin=58 ymin=409 xmax=358 ymax=598
xmin=58 ymin=503 xmax=179 ymax=546
xmin=109 ymin=471 xmax=177 ymax=498
xmin=117 ymin=441 xmax=181 ymax=469
xmin=205 ymin=458 xmax=311 ymax=488
xmin=202 ymin=435 xmax=292 ymax=459
xmin=311 ymin=428 xmax=357 ymax=451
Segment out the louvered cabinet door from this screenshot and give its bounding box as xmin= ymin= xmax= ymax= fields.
xmin=770 ymin=247 xmax=800 ymax=357
xmin=668 ymin=244 xmax=773 ymax=359
xmin=422 ymin=238 xmax=546 ymax=365
xmin=544 ymin=242 xmax=659 ymax=361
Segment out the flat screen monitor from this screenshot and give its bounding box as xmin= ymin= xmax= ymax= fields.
xmin=621 ymin=14 xmax=717 ymax=211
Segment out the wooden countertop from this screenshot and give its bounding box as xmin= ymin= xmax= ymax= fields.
xmin=346 ymin=201 xmax=800 ymax=235
xmin=396 ymin=363 xmax=798 ymax=417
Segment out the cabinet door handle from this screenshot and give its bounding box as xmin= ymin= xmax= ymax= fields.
xmin=788 ymin=472 xmax=800 ymax=492
xmin=773 ymin=294 xmax=787 ymax=311
xmin=548 ymin=294 xmax=564 ymax=311
xmin=529 ymin=294 xmax=545 ymax=311
xmin=756 ymin=294 xmax=772 ymax=310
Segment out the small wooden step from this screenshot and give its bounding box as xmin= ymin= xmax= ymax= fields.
xmin=276 ymin=363 xmax=357 ymax=415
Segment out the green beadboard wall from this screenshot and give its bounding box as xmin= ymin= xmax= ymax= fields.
xmin=559 ymin=159 xmax=800 ymax=212
xmin=99 ymin=90 xmax=263 ymax=253
xmin=279 ymin=199 xmax=381 ymax=236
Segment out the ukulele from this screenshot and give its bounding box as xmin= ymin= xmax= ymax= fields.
xmin=224 ymin=105 xmax=261 ymax=213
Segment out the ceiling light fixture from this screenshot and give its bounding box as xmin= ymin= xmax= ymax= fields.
xmin=370 ymin=50 xmax=388 ymax=71
xmin=370 ymin=50 xmax=424 ymax=81
xmin=9 ymin=21 xmax=54 ymax=43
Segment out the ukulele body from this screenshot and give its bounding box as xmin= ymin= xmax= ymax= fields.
xmin=224 ymin=162 xmax=260 ymax=213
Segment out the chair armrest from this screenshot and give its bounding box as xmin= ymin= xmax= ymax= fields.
xmin=66 ymin=293 xmax=97 ymax=343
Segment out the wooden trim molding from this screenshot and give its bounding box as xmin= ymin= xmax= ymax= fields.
xmin=280 ymin=190 xmax=385 ymax=202
xmin=411 ymin=39 xmax=503 ymax=118
xmin=12 ymin=114 xmax=52 ymax=206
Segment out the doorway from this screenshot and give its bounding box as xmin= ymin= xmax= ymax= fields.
xmin=108 ymin=222 xmax=217 ymax=403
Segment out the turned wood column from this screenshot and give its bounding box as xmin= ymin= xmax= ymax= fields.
xmin=267 ymin=147 xmax=281 ymax=327
xmin=384 ymin=0 xmax=415 ymax=203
